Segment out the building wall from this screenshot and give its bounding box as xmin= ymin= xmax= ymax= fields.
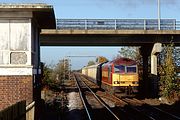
xmin=0 ymin=76 xmax=32 ymax=110
xmin=0 ymin=12 xmax=39 ymax=110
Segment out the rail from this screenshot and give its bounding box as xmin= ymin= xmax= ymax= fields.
xmin=122 ymin=98 xmax=180 ymax=120
xmin=74 ymin=73 xmax=92 ymax=120
xmin=57 ymin=19 xmax=180 ymax=30
xmin=74 ymin=73 xmax=120 ymax=120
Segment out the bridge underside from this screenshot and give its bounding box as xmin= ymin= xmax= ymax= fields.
xmin=40 ymin=30 xmax=180 ymax=46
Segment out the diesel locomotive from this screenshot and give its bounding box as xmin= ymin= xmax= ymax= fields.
xmin=81 ymin=58 xmax=139 ymax=94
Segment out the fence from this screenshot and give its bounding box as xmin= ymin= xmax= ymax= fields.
xmin=0 ymin=101 xmax=35 ymax=120
xmin=0 ymin=101 xmax=26 ymax=120
xmin=57 ymin=19 xmax=179 ymax=30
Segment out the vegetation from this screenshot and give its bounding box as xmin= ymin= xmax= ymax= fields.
xmin=96 ymin=56 xmax=108 ymax=63
xmin=41 ymin=63 xmax=53 ymax=87
xmin=51 ymin=59 xmax=70 ymax=82
xmin=159 ymin=42 xmax=180 ymax=99
xmin=42 ymin=59 xmax=70 ymax=90
xmin=86 ymin=56 xmax=108 ymax=66
xmin=117 ymin=47 xmax=141 ymax=60
xmin=87 ymin=60 xmax=96 ymax=66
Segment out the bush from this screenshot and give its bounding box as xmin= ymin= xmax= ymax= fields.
xmin=159 ymin=42 xmax=179 ymax=99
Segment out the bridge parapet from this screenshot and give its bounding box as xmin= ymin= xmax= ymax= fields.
xmin=57 ymin=19 xmax=178 ymax=30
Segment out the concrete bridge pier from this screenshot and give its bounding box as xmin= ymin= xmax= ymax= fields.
xmin=140 ymin=45 xmax=153 ymax=97
xmin=151 ymin=43 xmax=162 ymax=75
xmin=150 ymin=43 xmax=162 ymax=98
xmin=140 ymin=43 xmax=162 ymax=98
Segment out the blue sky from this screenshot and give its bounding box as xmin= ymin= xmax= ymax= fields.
xmin=2 ymin=0 xmax=180 ymax=69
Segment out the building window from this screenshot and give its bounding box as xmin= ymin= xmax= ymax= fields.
xmin=10 ymin=20 xmax=29 ymax=51
xmin=10 ymin=52 xmax=27 ymax=64
xmin=0 ymin=19 xmax=30 ymax=65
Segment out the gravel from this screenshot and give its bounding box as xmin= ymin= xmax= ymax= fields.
xmin=67 ymin=92 xmax=83 ymax=111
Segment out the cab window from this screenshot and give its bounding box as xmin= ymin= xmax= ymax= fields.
xmin=114 ymin=65 xmax=125 ymax=73
xmin=127 ymin=66 xmax=137 ymax=73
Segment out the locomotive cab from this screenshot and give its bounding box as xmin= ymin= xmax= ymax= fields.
xmin=102 ymin=58 xmax=139 ymax=93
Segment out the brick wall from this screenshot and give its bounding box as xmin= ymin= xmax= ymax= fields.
xmin=0 ymin=75 xmax=33 ymax=110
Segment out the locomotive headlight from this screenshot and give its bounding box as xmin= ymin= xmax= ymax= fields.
xmin=114 ymin=81 xmax=120 ymax=84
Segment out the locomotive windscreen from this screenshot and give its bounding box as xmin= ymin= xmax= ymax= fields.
xmin=114 ymin=65 xmax=125 ymax=73
xmin=127 ymin=65 xmax=137 ymax=73
xmin=114 ymin=65 xmax=137 ymax=73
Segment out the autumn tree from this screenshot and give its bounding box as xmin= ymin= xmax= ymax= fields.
xmin=159 ymin=42 xmax=179 ymax=99
xmin=117 ymin=46 xmax=142 ymax=64
xmin=96 ymin=56 xmax=108 ymax=63
xmin=87 ymin=60 xmax=96 ymax=66
xmin=41 ymin=59 xmax=71 ymax=90
xmin=51 ymin=59 xmax=70 ymax=82
xmin=174 ymin=47 xmax=180 ymax=66
xmin=41 ymin=63 xmax=53 ymax=87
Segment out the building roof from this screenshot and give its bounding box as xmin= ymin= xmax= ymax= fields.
xmin=0 ymin=3 xmax=56 ymax=29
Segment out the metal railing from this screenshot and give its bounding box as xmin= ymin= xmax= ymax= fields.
xmin=56 ymin=19 xmax=180 ymax=30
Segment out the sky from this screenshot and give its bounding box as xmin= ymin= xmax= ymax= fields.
xmin=1 ymin=0 xmax=180 ymax=69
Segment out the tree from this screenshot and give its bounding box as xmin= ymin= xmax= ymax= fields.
xmin=87 ymin=60 xmax=95 ymax=66
xmin=96 ymin=56 xmax=108 ymax=63
xmin=174 ymin=47 xmax=180 ymax=66
xmin=41 ymin=63 xmax=53 ymax=87
xmin=41 ymin=59 xmax=71 ymax=90
xmin=117 ymin=46 xmax=142 ymax=65
xmin=51 ymin=59 xmax=70 ymax=82
xmin=159 ymin=42 xmax=179 ymax=99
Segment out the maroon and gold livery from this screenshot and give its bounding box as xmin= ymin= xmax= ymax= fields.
xmin=101 ymin=58 xmax=138 ymax=93
xmin=82 ymin=58 xmax=139 ymax=93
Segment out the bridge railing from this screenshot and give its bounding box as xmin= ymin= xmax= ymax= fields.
xmin=57 ymin=19 xmax=178 ymax=30
xmin=176 ymin=21 xmax=180 ymax=30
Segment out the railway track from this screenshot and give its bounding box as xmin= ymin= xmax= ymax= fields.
xmin=74 ymin=73 xmax=121 ymax=120
xmin=122 ymin=98 xmax=180 ymax=120
xmin=80 ymin=73 xmax=159 ymax=120
xmin=77 ymin=73 xmax=180 ymax=120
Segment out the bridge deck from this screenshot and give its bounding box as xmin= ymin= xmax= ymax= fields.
xmin=40 ymin=19 xmax=180 ymax=46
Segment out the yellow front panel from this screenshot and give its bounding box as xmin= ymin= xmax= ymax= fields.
xmin=112 ymin=73 xmax=138 ymax=87
xmin=112 ymin=74 xmax=120 ymax=86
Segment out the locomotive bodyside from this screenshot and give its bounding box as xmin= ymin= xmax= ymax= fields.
xmin=102 ymin=58 xmax=139 ymax=93
xmin=82 ymin=58 xmax=139 ymax=93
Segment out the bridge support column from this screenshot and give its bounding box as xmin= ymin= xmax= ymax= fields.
xmin=151 ymin=43 xmax=162 ymax=75
xmin=151 ymin=55 xmax=158 ymax=75
xmin=149 ymin=43 xmax=162 ymax=98
xmin=140 ymin=43 xmax=162 ymax=98
xmin=140 ymin=45 xmax=152 ymax=97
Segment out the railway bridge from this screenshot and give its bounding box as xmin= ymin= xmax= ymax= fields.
xmin=0 ymin=3 xmax=180 ymax=119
